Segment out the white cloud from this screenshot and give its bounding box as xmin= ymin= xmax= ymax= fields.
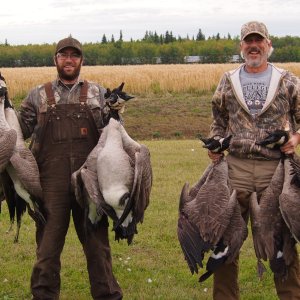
xmin=0 ymin=0 xmax=299 ymax=45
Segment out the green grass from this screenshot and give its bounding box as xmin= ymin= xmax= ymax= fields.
xmin=0 ymin=140 xmax=286 ymax=299
xmin=112 ymin=93 xmax=213 ymax=140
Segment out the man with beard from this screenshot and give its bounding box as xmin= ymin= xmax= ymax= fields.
xmin=18 ymin=37 xmax=123 ymax=300
xmin=207 ymin=21 xmax=300 ymax=299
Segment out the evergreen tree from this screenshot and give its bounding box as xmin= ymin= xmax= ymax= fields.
xmin=119 ymin=30 xmax=123 ymax=42
xmin=153 ymin=31 xmax=159 ymax=44
xmin=101 ymin=34 xmax=108 ymax=44
xmin=196 ymin=29 xmax=205 ymax=41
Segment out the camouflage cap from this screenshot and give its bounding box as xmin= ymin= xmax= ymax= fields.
xmin=240 ymin=21 xmax=269 ymax=41
xmin=55 ymin=36 xmax=82 ymax=54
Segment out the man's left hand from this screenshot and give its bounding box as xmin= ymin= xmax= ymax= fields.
xmin=280 ymin=133 xmax=300 ymax=154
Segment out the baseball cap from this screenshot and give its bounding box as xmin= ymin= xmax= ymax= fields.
xmin=240 ymin=21 xmax=269 ymax=41
xmin=55 ymin=36 xmax=82 ymax=54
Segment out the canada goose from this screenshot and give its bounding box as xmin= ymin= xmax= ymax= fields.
xmin=249 ymin=161 xmax=295 ymax=280
xmin=279 ymin=158 xmax=300 ymax=243
xmin=72 ymin=118 xmax=152 ymax=244
xmin=199 ymin=135 xmax=232 ymax=153
xmin=177 ymin=158 xmax=247 ymax=282
xmin=3 ymin=107 xmax=46 ymax=242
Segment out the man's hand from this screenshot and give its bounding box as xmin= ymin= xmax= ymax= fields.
xmin=208 ymin=150 xmax=224 ymax=163
xmin=280 ymin=133 xmax=300 ymax=155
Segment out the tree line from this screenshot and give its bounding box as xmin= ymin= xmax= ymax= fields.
xmin=0 ymin=30 xmax=300 ymax=67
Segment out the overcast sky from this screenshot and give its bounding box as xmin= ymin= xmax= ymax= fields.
xmin=0 ymin=0 xmax=299 ymax=45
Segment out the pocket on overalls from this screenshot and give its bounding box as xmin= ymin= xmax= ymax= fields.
xmin=51 ymin=116 xmax=69 ymax=143
xmin=70 ymin=111 xmax=89 ymax=140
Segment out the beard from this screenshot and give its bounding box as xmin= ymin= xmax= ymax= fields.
xmin=56 ymin=61 xmax=82 ymax=81
xmin=242 ymin=47 xmax=268 ymax=68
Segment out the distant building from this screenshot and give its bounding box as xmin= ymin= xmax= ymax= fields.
xmin=183 ymin=55 xmax=204 ymax=63
xmin=229 ymin=54 xmax=241 ymax=63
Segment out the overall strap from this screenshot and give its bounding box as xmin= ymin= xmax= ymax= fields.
xmin=44 ymin=80 xmax=88 ymax=105
xmin=44 ymin=81 xmax=56 ymax=106
xmin=79 ymin=80 xmax=88 ymax=103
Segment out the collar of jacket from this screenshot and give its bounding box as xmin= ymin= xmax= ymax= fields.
xmin=55 ymin=77 xmax=85 ymax=87
xmin=227 ymin=63 xmax=286 ymax=116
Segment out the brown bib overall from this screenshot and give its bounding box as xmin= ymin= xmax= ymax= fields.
xmin=31 ymin=81 xmax=122 ymax=300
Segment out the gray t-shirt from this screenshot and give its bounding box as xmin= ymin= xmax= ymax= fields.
xmin=240 ymin=65 xmax=272 ymax=116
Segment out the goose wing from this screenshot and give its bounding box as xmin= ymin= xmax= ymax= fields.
xmin=131 ymin=144 xmax=152 ymax=223
xmin=223 ymin=190 xmax=248 ymax=263
xmin=71 ymin=135 xmax=106 ymax=208
xmin=177 ymin=182 xmax=211 ymax=275
xmin=279 ymin=158 xmax=300 ymax=242
xmin=1 ymin=170 xmax=27 ymax=242
xmin=177 ymin=211 xmax=211 ymax=274
xmin=10 ymin=148 xmax=42 ymax=198
xmin=199 ymin=190 xmax=247 ymax=283
xmin=0 ymin=129 xmax=17 ymax=172
xmin=250 ymin=161 xmax=285 ymax=260
xmin=188 ymin=163 xmax=213 ymax=199
xmin=249 ymin=192 xmax=268 ymax=261
xmin=80 ymin=167 xmax=105 ymax=224
xmin=289 ymin=153 xmax=300 ymax=187
xmin=186 ymin=159 xmax=235 ymax=246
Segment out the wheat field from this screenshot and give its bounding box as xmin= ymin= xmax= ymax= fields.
xmin=2 ymin=63 xmax=300 ymax=100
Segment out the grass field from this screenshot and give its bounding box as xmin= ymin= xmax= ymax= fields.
xmin=0 ymin=140 xmax=287 ymax=300
xmin=2 ymin=62 xmax=300 ymax=101
xmin=1 ymin=63 xmax=300 ymax=299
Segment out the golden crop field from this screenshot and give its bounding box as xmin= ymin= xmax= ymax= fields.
xmin=2 ymin=63 xmax=300 ymax=99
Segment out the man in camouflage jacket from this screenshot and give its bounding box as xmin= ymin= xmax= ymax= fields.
xmin=19 ymin=37 xmax=123 ymax=300
xmin=208 ymin=21 xmax=300 ymax=300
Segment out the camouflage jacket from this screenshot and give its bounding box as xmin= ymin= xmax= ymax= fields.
xmin=18 ymin=77 xmax=115 ymax=153
xmin=210 ymin=63 xmax=300 ymax=160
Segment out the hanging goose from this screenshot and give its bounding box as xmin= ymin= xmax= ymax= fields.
xmin=3 ymin=105 xmax=46 ymax=242
xmin=177 ymin=158 xmax=247 ymax=282
xmin=256 ymin=129 xmax=300 ymax=243
xmin=72 ymin=117 xmax=152 ymax=245
xmin=249 ymin=160 xmax=295 ymax=280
